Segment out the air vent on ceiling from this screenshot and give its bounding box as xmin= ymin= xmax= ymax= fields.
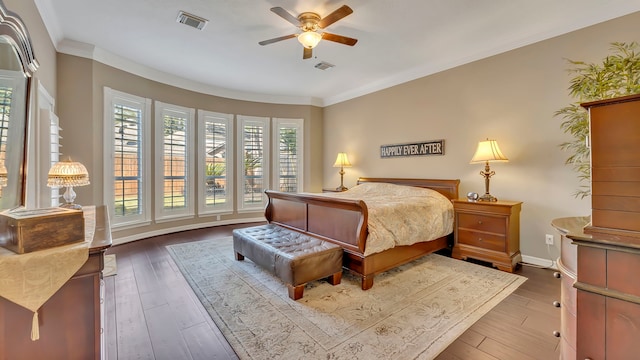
xmin=176 ymin=11 xmax=208 ymax=30
xmin=314 ymin=61 xmax=335 ymax=70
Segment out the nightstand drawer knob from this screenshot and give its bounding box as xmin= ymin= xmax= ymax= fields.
xmin=553 ymin=301 xmax=561 ymax=308
xmin=553 ymin=272 xmax=561 ymax=279
xmin=552 ymin=330 xmax=560 ymax=337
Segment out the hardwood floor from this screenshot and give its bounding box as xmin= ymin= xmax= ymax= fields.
xmin=103 ymin=223 xmax=560 ymax=360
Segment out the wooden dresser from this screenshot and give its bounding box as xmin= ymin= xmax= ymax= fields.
xmin=452 ymin=199 xmax=522 ymax=272
xmin=0 ymin=206 xmax=111 ymax=360
xmin=551 ymin=216 xmax=588 ymax=360
xmin=555 ymin=94 xmax=640 ymax=359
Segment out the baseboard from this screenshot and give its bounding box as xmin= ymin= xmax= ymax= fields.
xmin=521 ymin=254 xmax=557 ymax=270
xmin=113 ymin=225 xmax=561 ymax=272
xmin=111 ymin=217 xmax=266 ymax=246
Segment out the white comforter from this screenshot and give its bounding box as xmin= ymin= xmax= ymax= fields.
xmin=318 ymin=182 xmax=454 ymax=256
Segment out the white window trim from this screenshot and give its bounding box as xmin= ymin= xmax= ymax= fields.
xmin=197 ymin=110 xmax=234 ymax=216
xmin=272 ymin=117 xmax=304 ymax=193
xmin=33 ymin=79 xmax=58 ymax=208
xmin=103 ymin=87 xmax=152 ymax=228
xmin=154 ymin=101 xmax=195 ymax=222
xmin=237 ymin=115 xmax=270 ymax=213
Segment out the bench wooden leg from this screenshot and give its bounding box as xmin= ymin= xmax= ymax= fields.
xmin=327 ymin=271 xmax=342 ymax=286
xmin=361 ymin=275 xmax=374 ymax=290
xmin=287 ymin=284 xmax=305 ymax=300
xmin=235 ymin=252 xmax=244 ymax=261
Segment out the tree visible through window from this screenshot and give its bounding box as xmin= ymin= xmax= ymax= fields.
xmin=200 ymin=111 xmax=233 ymax=214
xmin=154 ymin=102 xmax=194 ymax=220
xmin=237 ymin=115 xmax=269 ymax=211
xmin=274 ymin=118 xmax=303 ymax=193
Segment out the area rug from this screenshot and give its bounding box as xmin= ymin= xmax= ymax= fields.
xmin=166 ymin=237 xmax=526 ymax=360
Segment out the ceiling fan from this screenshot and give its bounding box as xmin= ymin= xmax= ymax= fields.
xmin=259 ymin=5 xmax=358 ymax=59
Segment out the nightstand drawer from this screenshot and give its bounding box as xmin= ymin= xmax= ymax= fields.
xmin=458 ymin=229 xmax=506 ymax=252
xmin=457 ymin=213 xmax=505 ymax=233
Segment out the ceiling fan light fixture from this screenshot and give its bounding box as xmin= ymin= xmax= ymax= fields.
xmin=298 ymin=31 xmax=322 ymax=49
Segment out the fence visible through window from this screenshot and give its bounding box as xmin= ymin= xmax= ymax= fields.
xmin=243 ymin=125 xmax=264 ymax=205
xmin=113 ymin=104 xmax=143 ymax=216
xmin=163 ymin=114 xmax=187 ymax=210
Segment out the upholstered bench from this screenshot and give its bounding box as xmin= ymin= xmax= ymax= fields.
xmin=232 ymin=224 xmax=343 ymax=300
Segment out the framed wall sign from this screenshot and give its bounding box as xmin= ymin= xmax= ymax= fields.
xmin=380 ymin=139 xmax=445 ymax=158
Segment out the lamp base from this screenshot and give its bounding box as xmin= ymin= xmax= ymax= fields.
xmin=478 ymin=193 xmax=498 ymax=202
xmin=335 ymin=185 xmax=348 ymax=192
xmin=60 ymin=203 xmax=83 ymax=210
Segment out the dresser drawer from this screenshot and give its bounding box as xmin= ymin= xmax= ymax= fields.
xmin=457 ymin=213 xmax=505 ymax=234
xmin=458 ymin=229 xmax=505 ymax=252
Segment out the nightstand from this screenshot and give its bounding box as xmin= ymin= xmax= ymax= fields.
xmin=322 ymin=188 xmax=346 ymax=193
xmin=451 ymin=199 xmax=522 ymax=272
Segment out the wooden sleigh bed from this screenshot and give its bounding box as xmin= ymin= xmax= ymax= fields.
xmin=264 ymin=177 xmax=460 ymax=290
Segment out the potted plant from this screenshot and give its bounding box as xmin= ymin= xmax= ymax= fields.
xmin=556 ymin=42 xmax=640 ymax=198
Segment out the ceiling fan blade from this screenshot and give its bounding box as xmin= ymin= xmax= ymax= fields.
xmin=270 ymin=7 xmax=301 ymax=27
xmin=318 ymin=5 xmax=353 ymax=29
xmin=321 ymin=32 xmax=358 ymax=46
xmin=303 ymin=47 xmax=313 ymax=59
xmin=258 ymin=34 xmax=297 ymax=46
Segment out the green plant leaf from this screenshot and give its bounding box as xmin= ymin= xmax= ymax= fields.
xmin=556 ymin=41 xmax=640 ymax=198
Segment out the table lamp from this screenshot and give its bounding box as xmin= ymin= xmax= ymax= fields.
xmin=470 ymin=139 xmax=508 ymax=202
xmin=333 ymin=152 xmax=352 ymax=191
xmin=47 ymin=158 xmax=90 ymax=209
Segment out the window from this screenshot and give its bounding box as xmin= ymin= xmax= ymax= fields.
xmin=273 ymin=118 xmax=303 ymax=193
xmin=197 ymin=110 xmax=233 ymax=215
xmin=237 ymin=115 xmax=269 ymax=212
xmin=0 ymin=70 xmax=26 ymax=202
xmin=104 ymin=87 xmax=152 ymax=228
xmin=0 ymin=83 xmax=12 ymax=200
xmin=155 ymin=101 xmax=195 ymax=221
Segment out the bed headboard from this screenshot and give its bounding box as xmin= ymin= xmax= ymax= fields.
xmin=356 ymin=177 xmax=460 ymax=200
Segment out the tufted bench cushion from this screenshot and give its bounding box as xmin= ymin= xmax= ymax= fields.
xmin=232 ymin=224 xmax=343 ymax=300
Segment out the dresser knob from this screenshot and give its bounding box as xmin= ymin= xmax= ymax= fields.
xmin=553 ymin=301 xmax=561 ymax=308
xmin=553 ymin=272 xmax=561 ymax=279
xmin=478 ymin=220 xmax=483 ymax=224
xmin=478 ymin=238 xmax=483 ymax=241
xmin=552 ymin=330 xmax=560 ymax=337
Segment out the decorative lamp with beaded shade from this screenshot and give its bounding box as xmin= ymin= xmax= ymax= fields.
xmin=47 ymin=158 xmax=90 ymax=209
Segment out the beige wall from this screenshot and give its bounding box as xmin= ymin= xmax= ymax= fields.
xmin=4 ymin=0 xmax=56 ymax=94
xmin=8 ymin=0 xmax=640 ymax=259
xmin=323 ymin=11 xmax=640 ymax=262
xmin=57 ymin=54 xmax=323 ymax=241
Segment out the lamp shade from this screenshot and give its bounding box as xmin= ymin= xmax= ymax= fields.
xmin=470 ymin=140 xmax=509 ymax=164
xmin=333 ymin=152 xmax=352 ymax=168
xmin=47 ymin=159 xmax=90 ymax=187
xmin=298 ymin=31 xmax=322 ymax=49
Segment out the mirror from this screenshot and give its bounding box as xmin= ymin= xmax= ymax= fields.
xmin=0 ymin=0 xmax=39 ymax=210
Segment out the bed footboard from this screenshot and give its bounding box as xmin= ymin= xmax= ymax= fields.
xmin=264 ymin=190 xmax=368 ymax=254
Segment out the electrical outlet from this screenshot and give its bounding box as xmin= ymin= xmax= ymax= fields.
xmin=545 ymin=234 xmax=554 ymax=245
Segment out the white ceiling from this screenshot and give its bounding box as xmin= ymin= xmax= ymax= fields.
xmin=35 ymin=0 xmax=640 ymax=106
